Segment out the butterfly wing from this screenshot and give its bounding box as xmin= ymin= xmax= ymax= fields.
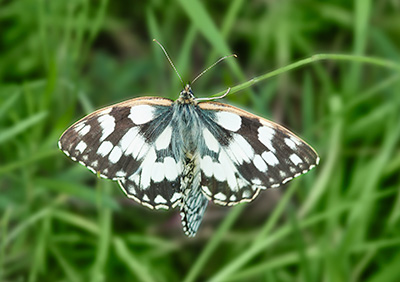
xmin=58 ymin=97 xmax=184 ymax=210
xmin=197 ymin=101 xmax=319 ymax=206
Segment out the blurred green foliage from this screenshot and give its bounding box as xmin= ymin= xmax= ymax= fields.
xmin=1 ymin=0 xmax=400 ymax=281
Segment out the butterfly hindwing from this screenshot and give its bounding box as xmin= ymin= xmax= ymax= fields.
xmin=58 ymin=97 xmax=184 ymax=209
xmin=198 ymin=101 xmax=319 ymax=206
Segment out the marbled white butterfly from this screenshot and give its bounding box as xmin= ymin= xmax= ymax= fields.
xmin=58 ymin=41 xmax=319 ymax=237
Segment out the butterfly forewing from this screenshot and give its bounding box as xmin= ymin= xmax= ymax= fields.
xmin=58 ymin=97 xmax=185 ymax=209
xmin=198 ymin=102 xmax=319 ymax=206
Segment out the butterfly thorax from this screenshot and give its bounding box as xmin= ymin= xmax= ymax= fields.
xmin=171 ymin=84 xmax=202 ymax=155
xmin=172 ymin=103 xmax=201 ymax=156
xmin=176 ymin=84 xmax=197 ymax=105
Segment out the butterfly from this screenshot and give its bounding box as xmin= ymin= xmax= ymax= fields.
xmin=58 ymin=41 xmax=319 ymax=237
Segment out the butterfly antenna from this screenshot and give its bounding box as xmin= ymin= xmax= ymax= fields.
xmin=191 ymin=54 xmax=237 ymax=85
xmin=153 ymin=39 xmax=183 ymax=85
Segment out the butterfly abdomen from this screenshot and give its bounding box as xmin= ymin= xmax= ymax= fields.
xmin=179 ymin=154 xmax=208 ymax=236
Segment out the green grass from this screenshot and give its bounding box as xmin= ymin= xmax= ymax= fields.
xmin=1 ymin=0 xmax=400 ymax=281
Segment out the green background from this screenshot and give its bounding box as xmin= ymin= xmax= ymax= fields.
xmin=1 ymin=0 xmax=400 ymax=281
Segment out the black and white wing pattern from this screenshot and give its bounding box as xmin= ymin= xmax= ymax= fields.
xmin=197 ymin=102 xmax=319 ymax=206
xmin=58 ymin=97 xmax=185 ymax=210
xmin=59 ymin=84 xmax=319 ymax=237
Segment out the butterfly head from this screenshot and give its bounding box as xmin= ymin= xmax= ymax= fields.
xmin=177 ymin=84 xmax=196 ymax=105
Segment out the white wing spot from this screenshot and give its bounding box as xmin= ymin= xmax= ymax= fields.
xmin=258 ymin=126 xmax=276 ymax=153
xmin=79 ymin=124 xmax=91 ymax=136
xmin=128 ymin=134 xmax=146 ymax=158
xmin=203 ymin=128 xmax=220 ymax=153
xmin=120 ymin=127 xmax=139 ymax=153
xmin=170 ymin=192 xmax=182 ymax=203
xmin=252 ymin=178 xmax=262 ymax=185
xmin=218 ymin=150 xmax=238 ymax=191
xmin=129 ymin=105 xmax=155 ymax=125
xmin=253 ymin=154 xmax=268 ymax=172
xmin=164 ymin=157 xmax=179 ymax=181
xmin=284 ymin=137 xmax=297 ymax=150
xmin=119 ymin=127 xmax=139 ymax=154
xmin=97 ymin=141 xmax=113 ymax=157
xmin=262 ymin=151 xmax=279 ymax=166
xmin=109 ymin=146 xmax=123 ymax=163
xmin=129 ymin=173 xmax=140 ymax=187
xmin=200 ymin=155 xmax=213 ymax=177
xmin=215 ymin=111 xmax=242 ymax=132
xmin=142 ymin=194 xmax=150 ymax=202
xmin=155 ymin=126 xmax=172 ymax=150
xmin=201 ymin=186 xmax=212 ymax=196
xmin=98 ymin=115 xmax=115 ymax=142
xmin=140 ymin=148 xmax=157 ymax=189
xmin=234 ymin=134 xmax=254 ymax=160
xmin=124 ymin=132 xmax=148 ymax=160
xmin=214 ymin=192 xmax=227 ymax=201
xmin=237 ymin=178 xmax=248 ymax=189
xmin=137 ymin=142 xmax=150 ymax=160
xmin=151 ymin=162 xmax=164 ymax=182
xmin=290 ymin=135 xmax=301 ymax=145
xmin=227 ymin=137 xmax=247 ymax=164
xmin=116 ymin=170 xmax=127 ymax=178
xmin=242 ymin=190 xmax=251 ymax=198
xmin=213 ymin=162 xmax=226 ymax=182
xmin=154 ymin=195 xmax=167 ymax=204
xmin=73 ymin=122 xmax=85 ymax=133
xmin=75 ymin=141 xmax=87 ymax=153
xmin=289 ymin=154 xmax=302 ymax=165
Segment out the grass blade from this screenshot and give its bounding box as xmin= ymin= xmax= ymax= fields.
xmin=0 ymin=112 xmax=48 ymax=145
